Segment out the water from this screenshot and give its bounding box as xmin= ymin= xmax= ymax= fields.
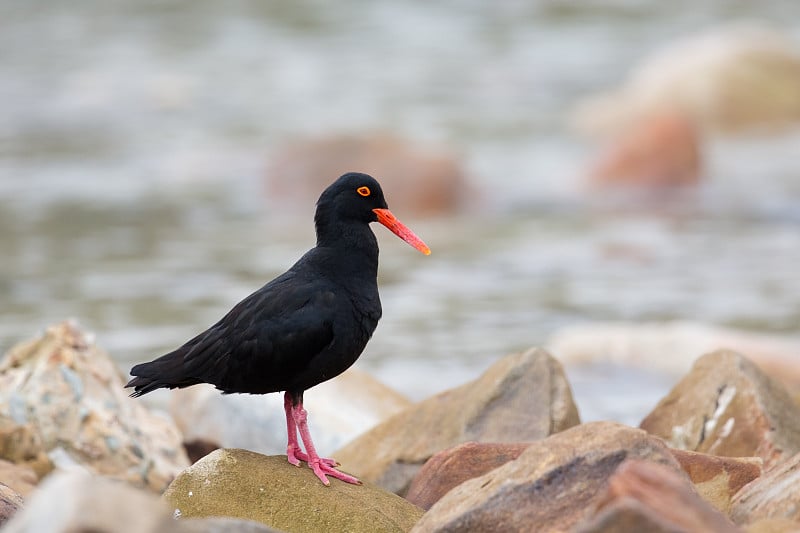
xmin=2 ymin=1 xmax=800 ymax=425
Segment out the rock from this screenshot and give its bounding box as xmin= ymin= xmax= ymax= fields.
xmin=405 ymin=442 xmax=529 ymax=510
xmin=575 ymin=459 xmax=739 ymax=533
xmin=744 ymin=519 xmax=800 ymax=533
xmin=0 ymin=482 xmax=24 ymax=527
xmin=163 ymin=448 xmax=424 ymax=533
xmin=181 ymin=517 xmax=280 ymax=533
xmin=640 ymin=349 xmax=800 ymax=468
xmin=586 ymin=110 xmax=702 ymax=188
xmin=411 ymin=421 xmax=680 ymax=533
xmin=171 ymin=367 xmax=412 ymax=461
xmin=3 ymin=471 xmax=192 ymax=533
xmin=731 ymin=449 xmax=800 ymax=525
xmin=571 ymin=24 xmax=800 ymax=135
xmin=670 ymin=449 xmax=762 ymax=515
xmin=0 ymin=458 xmax=38 ymax=497
xmin=266 ymin=133 xmax=470 ymax=216
xmin=0 ymin=321 xmax=189 ymax=492
xmin=334 ymin=348 xmax=580 ymax=494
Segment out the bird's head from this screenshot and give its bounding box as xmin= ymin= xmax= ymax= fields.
xmin=316 ymin=172 xmax=430 ymax=255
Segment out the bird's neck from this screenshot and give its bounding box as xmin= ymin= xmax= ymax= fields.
xmin=315 ymin=220 xmax=380 ymax=273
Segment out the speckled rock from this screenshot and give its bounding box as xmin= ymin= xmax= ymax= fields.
xmin=575 ymin=459 xmax=739 ymax=533
xmin=0 ymin=482 xmax=24 ymax=527
xmin=163 ymin=448 xmax=424 ymax=533
xmin=171 ymin=367 xmax=411 ymax=460
xmin=670 ymin=449 xmax=762 ymax=515
xmin=334 ymin=348 xmax=581 ymax=494
xmin=411 ymin=422 xmax=680 ymax=533
xmin=0 ymin=322 xmax=189 ymax=492
xmin=731 ymin=449 xmax=800 ymax=526
xmin=640 ymin=349 xmax=800 ymax=468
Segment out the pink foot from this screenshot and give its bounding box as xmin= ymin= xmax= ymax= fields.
xmin=286 ymin=443 xmax=337 ymax=468
xmin=309 ymin=458 xmax=361 ymax=486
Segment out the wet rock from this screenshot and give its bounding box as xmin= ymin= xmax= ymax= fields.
xmin=334 ymin=348 xmax=580 ymax=494
xmin=405 ymin=442 xmax=529 ymax=510
xmin=640 ymin=349 xmax=800 ymax=468
xmin=587 ymin=110 xmax=702 ymax=188
xmin=163 ymin=448 xmax=424 ymax=533
xmin=731 ymin=449 xmax=800 ymax=525
xmin=266 ymin=133 xmax=470 ymax=216
xmin=575 ymin=459 xmax=739 ymax=533
xmin=670 ymin=449 xmax=762 ymax=514
xmin=0 ymin=458 xmax=38 ymax=497
xmin=0 ymin=482 xmax=24 ymax=527
xmin=571 ymin=24 xmax=800 ymax=135
xmin=3 ymin=471 xmax=188 ymax=533
xmin=171 ymin=367 xmax=412 ymax=460
xmin=411 ymin=421 xmax=679 ymax=533
xmin=0 ymin=321 xmax=189 ymax=492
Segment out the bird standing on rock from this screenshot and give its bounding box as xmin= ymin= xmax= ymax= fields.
xmin=126 ymin=172 xmax=430 ymax=485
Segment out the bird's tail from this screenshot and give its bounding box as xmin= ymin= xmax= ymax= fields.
xmin=125 ymin=349 xmax=200 ymax=397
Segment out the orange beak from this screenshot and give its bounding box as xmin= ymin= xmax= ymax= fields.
xmin=372 ymin=208 xmax=431 ymax=255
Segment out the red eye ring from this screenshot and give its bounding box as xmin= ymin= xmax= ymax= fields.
xmin=357 ymin=186 xmax=371 ymax=197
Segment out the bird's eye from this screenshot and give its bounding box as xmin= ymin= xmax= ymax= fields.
xmin=357 ymin=186 xmax=371 ymax=197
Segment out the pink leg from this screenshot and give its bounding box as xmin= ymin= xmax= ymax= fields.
xmin=282 ymin=392 xmax=341 ymax=471
xmin=288 ymin=396 xmax=361 ymax=486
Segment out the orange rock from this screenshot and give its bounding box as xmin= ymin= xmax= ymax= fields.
xmin=405 ymin=442 xmax=530 ymax=510
xmin=265 ymin=133 xmax=469 ymax=216
xmin=587 ymin=110 xmax=702 ymax=188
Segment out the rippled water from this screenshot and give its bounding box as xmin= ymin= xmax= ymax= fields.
xmin=2 ymin=1 xmax=800 ymax=425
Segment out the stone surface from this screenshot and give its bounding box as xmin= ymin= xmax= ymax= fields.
xmin=731 ymin=449 xmax=800 ymax=525
xmin=163 ymin=448 xmax=424 ymax=533
xmin=2 ymin=471 xmax=197 ymax=533
xmin=0 ymin=482 xmax=24 ymax=527
xmin=411 ymin=421 xmax=680 ymax=533
xmin=571 ymin=24 xmax=800 ymax=135
xmin=670 ymin=449 xmax=762 ymax=514
xmin=0 ymin=322 xmax=189 ymax=492
xmin=744 ymin=519 xmax=800 ymax=533
xmin=640 ymin=349 xmax=800 ymax=468
xmin=405 ymin=442 xmax=529 ymax=510
xmin=0 ymin=458 xmax=38 ymax=497
xmin=334 ymin=348 xmax=580 ymax=494
xmin=171 ymin=366 xmax=411 ymax=460
xmin=576 ymin=459 xmax=740 ymax=533
xmin=266 ymin=133 xmax=470 ymax=216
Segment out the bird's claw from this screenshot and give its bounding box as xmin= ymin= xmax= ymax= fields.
xmin=310 ymin=459 xmax=362 ymax=486
xmin=287 ymin=446 xmax=338 ymax=468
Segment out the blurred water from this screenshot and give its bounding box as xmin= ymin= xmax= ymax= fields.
xmin=2 ymin=1 xmax=800 ymax=424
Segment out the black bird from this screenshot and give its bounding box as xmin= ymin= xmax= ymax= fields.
xmin=126 ymin=172 xmax=430 ymax=485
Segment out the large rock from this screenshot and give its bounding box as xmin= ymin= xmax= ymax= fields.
xmin=266 ymin=133 xmax=470 ymax=216
xmin=171 ymin=367 xmax=412 ymax=461
xmin=3 ymin=470 xmax=275 ymax=533
xmin=334 ymin=348 xmax=580 ymax=494
xmin=575 ymin=459 xmax=739 ymax=533
xmin=670 ymin=449 xmax=762 ymax=515
xmin=163 ymin=448 xmax=424 ymax=533
xmin=640 ymin=350 xmax=800 ymax=468
xmin=0 ymin=322 xmax=189 ymax=492
xmin=571 ymin=24 xmax=800 ymax=135
xmin=731 ymin=450 xmax=800 ymax=525
xmin=405 ymin=442 xmax=529 ymax=510
xmin=411 ymin=421 xmax=681 ymax=533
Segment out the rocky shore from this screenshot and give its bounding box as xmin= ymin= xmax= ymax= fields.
xmin=2 ymin=321 xmax=800 ymax=532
